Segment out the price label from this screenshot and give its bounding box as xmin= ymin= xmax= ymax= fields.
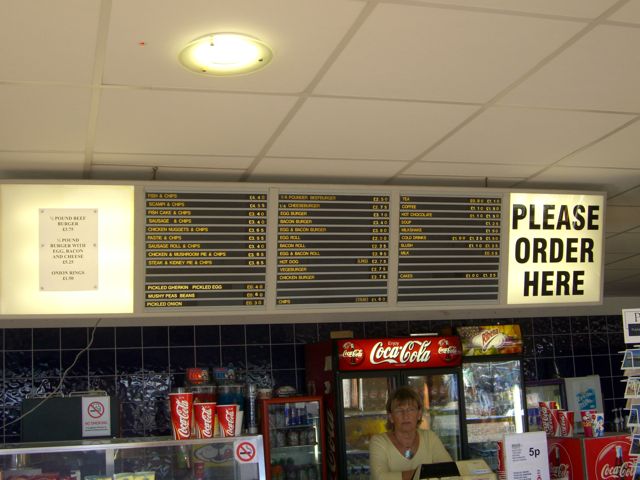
xmin=503 ymin=432 xmax=549 ymax=480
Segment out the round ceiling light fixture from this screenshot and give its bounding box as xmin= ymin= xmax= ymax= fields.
xmin=179 ymin=32 xmax=273 ymax=76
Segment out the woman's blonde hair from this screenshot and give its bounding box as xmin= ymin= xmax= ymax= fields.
xmin=385 ymin=386 xmax=423 ymax=431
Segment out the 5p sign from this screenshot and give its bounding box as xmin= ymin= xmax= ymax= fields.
xmin=503 ymin=431 xmax=550 ymax=480
xmin=507 ymin=193 xmax=604 ymax=305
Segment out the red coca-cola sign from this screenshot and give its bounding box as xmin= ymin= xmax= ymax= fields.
xmin=548 ymin=438 xmax=584 ymax=480
xmin=337 ymin=336 xmax=462 ymax=370
xmin=584 ymin=435 xmax=633 ymax=480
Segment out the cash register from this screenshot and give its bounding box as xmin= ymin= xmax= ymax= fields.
xmin=412 ymin=459 xmax=497 ymax=480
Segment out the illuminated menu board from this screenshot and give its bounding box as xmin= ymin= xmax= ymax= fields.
xmin=144 ymin=191 xmax=267 ymax=308
xmin=398 ymin=195 xmax=502 ymax=302
xmin=276 ymin=193 xmax=390 ymax=306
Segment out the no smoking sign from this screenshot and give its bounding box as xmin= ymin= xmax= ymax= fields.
xmin=81 ymin=396 xmax=111 ymax=437
xmin=87 ymin=400 xmax=105 ymax=418
xmin=234 ymin=439 xmax=258 ymax=464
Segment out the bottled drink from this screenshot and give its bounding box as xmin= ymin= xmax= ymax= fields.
xmin=613 ymin=408 xmax=623 ymax=432
xmin=615 ymin=445 xmax=623 ymax=467
xmin=272 ymin=461 xmax=284 ymax=480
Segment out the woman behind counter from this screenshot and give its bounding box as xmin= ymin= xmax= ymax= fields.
xmin=369 ymin=386 xmax=452 ymax=480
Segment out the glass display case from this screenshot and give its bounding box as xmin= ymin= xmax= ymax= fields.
xmin=259 ymin=395 xmax=325 ymax=480
xmin=462 ymin=359 xmax=526 ymax=470
xmin=0 ymin=435 xmax=265 ymax=480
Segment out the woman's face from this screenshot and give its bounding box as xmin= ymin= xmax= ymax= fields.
xmin=388 ymin=400 xmax=420 ymax=432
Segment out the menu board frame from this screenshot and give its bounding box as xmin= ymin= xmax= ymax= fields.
xmin=0 ymin=180 xmax=606 ymax=320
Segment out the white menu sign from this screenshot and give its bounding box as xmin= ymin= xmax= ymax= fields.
xmin=39 ymin=208 xmax=98 ymax=291
xmin=503 ymin=431 xmax=549 ymax=480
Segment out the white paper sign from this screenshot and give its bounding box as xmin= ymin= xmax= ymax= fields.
xmin=39 ymin=208 xmax=98 ymax=291
xmin=82 ymin=396 xmax=111 ymax=437
xmin=623 ymin=309 xmax=640 ymax=345
xmin=507 ymin=193 xmax=604 ymax=305
xmin=503 ymin=431 xmax=549 ymax=480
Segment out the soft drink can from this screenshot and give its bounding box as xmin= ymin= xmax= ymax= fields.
xmin=170 ymin=392 xmax=193 ymax=440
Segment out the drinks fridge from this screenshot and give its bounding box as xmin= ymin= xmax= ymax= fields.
xmin=305 ymin=335 xmax=466 ymax=480
xmin=457 ymin=325 xmax=527 ymax=471
xmin=259 ymin=395 xmax=326 ymax=480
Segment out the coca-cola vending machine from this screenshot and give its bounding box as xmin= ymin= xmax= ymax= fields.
xmin=305 ymin=336 xmax=466 ymax=480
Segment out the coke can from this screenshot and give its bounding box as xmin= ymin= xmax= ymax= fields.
xmin=170 ymin=391 xmax=193 ymax=440
xmin=194 ymin=402 xmax=216 ymax=439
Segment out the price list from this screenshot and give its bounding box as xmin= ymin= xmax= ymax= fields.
xmin=276 ymin=193 xmax=390 ymax=306
xmin=144 ymin=191 xmax=267 ymax=308
xmin=398 ymin=195 xmax=502 ymax=302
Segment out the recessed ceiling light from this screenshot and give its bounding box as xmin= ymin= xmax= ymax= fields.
xmin=179 ymin=32 xmax=272 ymax=76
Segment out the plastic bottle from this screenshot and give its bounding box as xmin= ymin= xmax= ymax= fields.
xmin=285 ymin=458 xmax=297 ymax=480
xmin=272 ymin=461 xmax=284 ymax=480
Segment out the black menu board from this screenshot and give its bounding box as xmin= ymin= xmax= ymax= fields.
xmin=276 ymin=192 xmax=390 ymax=306
xmin=398 ymin=195 xmax=502 ymax=302
xmin=144 ymin=190 xmax=267 ymax=308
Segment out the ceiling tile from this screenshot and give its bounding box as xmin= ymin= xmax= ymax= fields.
xmin=0 ymin=0 xmax=101 ymax=83
xmin=501 ymin=25 xmax=640 ymax=111
xmin=93 ymin=153 xmax=254 ymax=169
xmin=607 ymin=254 xmax=640 ymax=269
xmin=104 ymin=0 xmax=364 ymax=92
xmin=0 ymin=152 xmax=85 ymax=179
xmin=250 ymin=157 xmax=403 ymax=182
xmin=522 ymin=166 xmax=640 ymax=196
xmin=559 ymin=120 xmax=640 ymax=169
xmin=604 ymin=206 xmax=640 ymax=233
xmin=0 ymin=85 xmax=92 ymax=151
xmin=403 ymin=161 xmax=538 ymax=178
xmin=155 ymin=168 xmax=246 ymax=182
xmin=421 ymin=106 xmax=632 ymax=165
xmin=607 ymin=1 xmax=640 ymax=24
xmin=90 ymin=164 xmax=155 ymax=180
xmin=605 ymin=252 xmax=634 ymax=265
xmin=605 ymin=232 xmax=640 ymax=253
xmin=603 ymin=274 xmax=640 ymax=295
xmin=409 ymin=0 xmax=619 ymax=18
xmin=94 ymin=89 xmax=297 ymax=156
xmin=315 ymin=4 xmax=583 ymax=102
xmin=609 ymin=186 xmax=640 ymax=206
xmin=268 ymin=97 xmax=478 ymax=160
xmin=391 ymin=176 xmax=490 ymax=188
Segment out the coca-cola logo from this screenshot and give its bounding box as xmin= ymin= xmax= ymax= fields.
xmin=595 ymin=442 xmax=633 ymax=479
xmin=369 ymin=340 xmax=431 ymax=365
xmin=326 ymin=408 xmax=337 ymax=478
xmin=201 ymin=406 xmax=213 ymax=437
xmin=222 ymin=407 xmax=236 ymax=435
xmin=175 ymin=399 xmax=191 ymax=438
xmin=340 ymin=342 xmax=364 ymax=366
xmin=550 ymin=463 xmax=569 ymax=479
xmin=437 ymin=338 xmax=459 ymax=362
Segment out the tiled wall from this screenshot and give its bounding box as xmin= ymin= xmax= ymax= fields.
xmin=0 ymin=315 xmax=626 ymax=444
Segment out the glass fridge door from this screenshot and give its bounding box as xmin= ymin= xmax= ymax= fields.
xmin=341 ymin=375 xmax=391 ymax=480
xmin=462 ymin=359 xmax=525 ymax=470
xmin=261 ymin=396 xmax=323 ymax=480
xmin=406 ymin=373 xmax=462 ymax=461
